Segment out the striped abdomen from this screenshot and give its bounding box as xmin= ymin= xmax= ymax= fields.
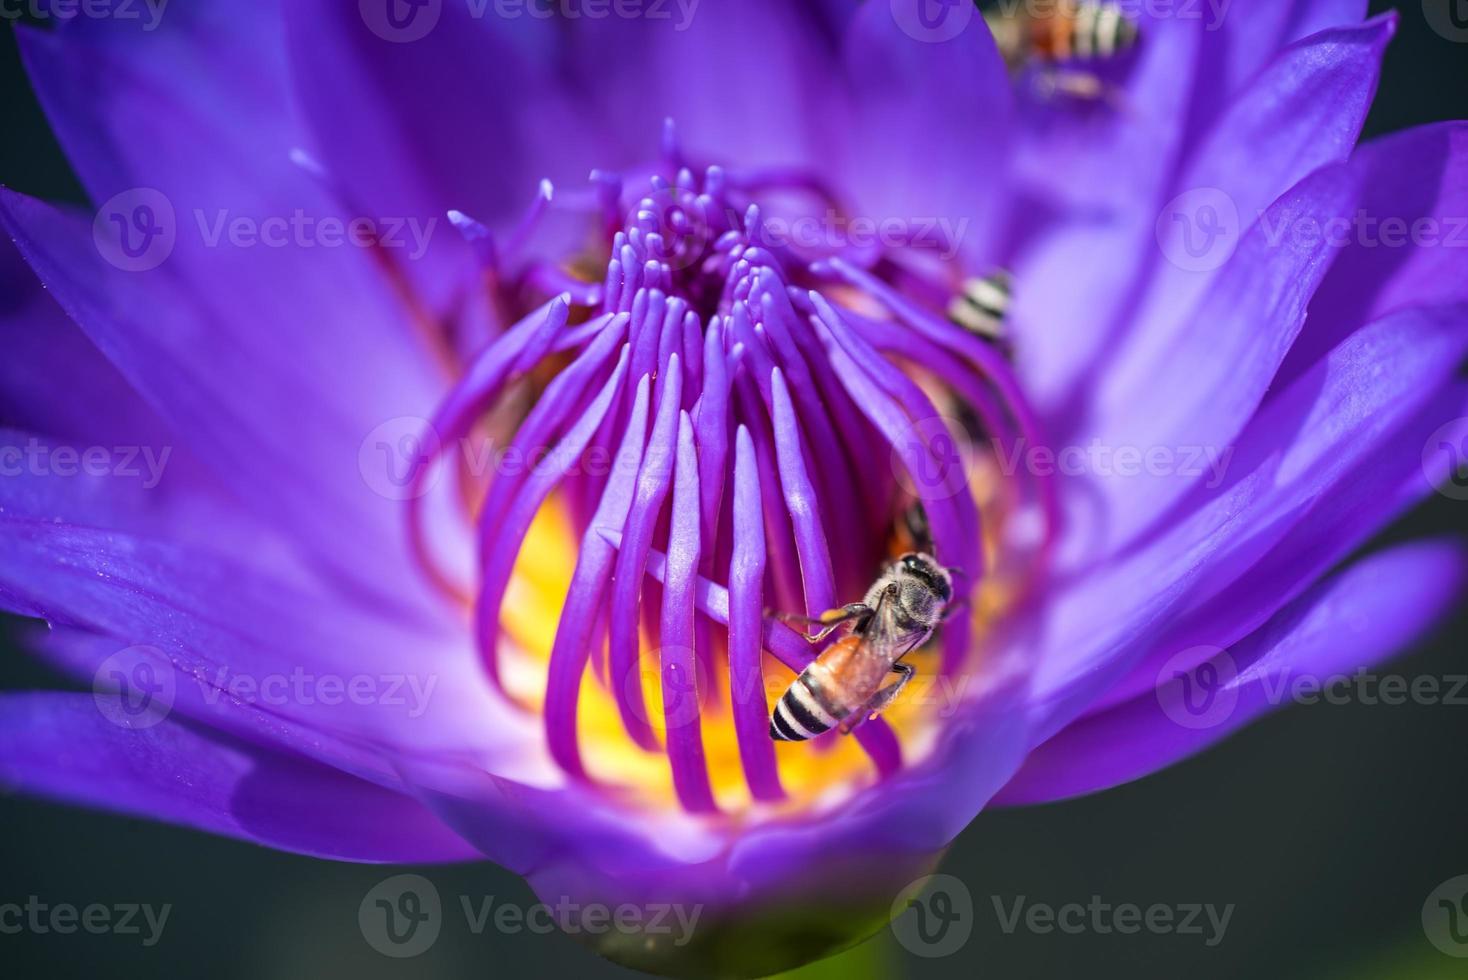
xmin=770 ymin=671 xmax=845 ymax=742
xmin=1034 ymin=2 xmax=1141 ymax=62
xmin=948 ymin=272 xmax=1011 ymax=341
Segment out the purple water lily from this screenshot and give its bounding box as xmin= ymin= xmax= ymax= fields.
xmin=2 ymin=0 xmax=1466 ymax=975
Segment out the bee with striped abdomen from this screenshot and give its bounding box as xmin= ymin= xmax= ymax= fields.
xmin=985 ymin=1 xmax=1141 ymax=102
xmin=770 ymin=553 xmax=956 ymax=742
xmin=947 ymin=270 xmax=1012 ymax=345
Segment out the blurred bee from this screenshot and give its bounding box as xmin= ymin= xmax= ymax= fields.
xmin=770 ymin=553 xmax=955 ymax=742
xmin=947 ymin=269 xmax=1012 ymax=346
xmin=985 ymin=1 xmax=1141 ymax=102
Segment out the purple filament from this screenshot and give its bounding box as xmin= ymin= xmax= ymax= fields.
xmin=409 ymin=156 xmax=1052 ymax=813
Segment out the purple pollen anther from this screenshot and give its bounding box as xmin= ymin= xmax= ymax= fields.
xmin=410 ymin=157 xmax=1053 ymax=812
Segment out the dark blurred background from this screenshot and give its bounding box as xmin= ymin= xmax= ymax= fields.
xmin=2 ymin=2 xmax=1466 ymax=978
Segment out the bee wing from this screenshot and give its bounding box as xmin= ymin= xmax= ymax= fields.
xmin=861 ymin=583 xmax=908 ymax=661
xmin=870 ymin=581 xmax=938 ymax=660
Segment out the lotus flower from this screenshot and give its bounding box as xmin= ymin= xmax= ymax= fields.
xmin=3 ymin=0 xmax=1465 ymax=976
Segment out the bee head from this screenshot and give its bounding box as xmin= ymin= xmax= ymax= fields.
xmin=897 ymin=552 xmax=953 ymax=604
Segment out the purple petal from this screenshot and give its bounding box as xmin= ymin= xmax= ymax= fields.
xmin=0 ymin=511 xmax=530 ymax=775
xmin=1091 ymin=303 xmax=1468 ymax=711
xmin=996 ymin=539 xmax=1466 ymax=805
xmin=1122 ymin=16 xmax=1393 ymax=368
xmin=0 ymin=189 xmax=447 ymax=612
xmin=1021 ymin=301 xmax=1468 ymax=743
xmin=566 ymin=0 xmax=849 ymax=173
xmin=840 ymin=0 xmax=1013 ymax=268
xmin=281 ymin=0 xmax=597 ymax=288
xmin=0 ymin=692 xmax=477 ymax=863
xmin=1008 ymin=10 xmax=1203 ymax=413
xmin=1080 ymin=162 xmax=1360 ymax=550
xmin=1190 ymin=1 xmax=1370 ymax=137
xmin=1289 ymin=121 xmax=1468 ymax=383
xmin=0 ymin=236 xmax=158 ymax=445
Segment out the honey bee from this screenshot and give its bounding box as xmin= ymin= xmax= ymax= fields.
xmin=985 ymin=1 xmax=1141 ymax=102
xmin=770 ymin=553 xmax=956 ymax=742
xmin=946 ymin=270 xmax=1012 ymax=345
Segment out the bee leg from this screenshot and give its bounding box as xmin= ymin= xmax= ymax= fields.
xmin=838 ymin=663 xmax=916 ymax=735
xmin=769 ymin=603 xmax=872 ymax=644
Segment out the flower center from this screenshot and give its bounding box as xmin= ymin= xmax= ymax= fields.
xmin=406 ymin=128 xmax=1055 ymax=817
